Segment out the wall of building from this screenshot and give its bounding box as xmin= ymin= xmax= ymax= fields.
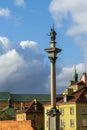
xmin=44 ymin=105 xmax=51 ymax=130
xmin=70 ymin=85 xmax=84 ymax=92
xmin=26 ymin=113 xmax=44 ymax=130
xmin=16 ymin=112 xmax=44 ymax=130
xmin=44 ymin=103 xmax=77 ymax=130
xmin=58 ymin=103 xmax=76 ymax=130
xmin=76 ymin=103 xmax=87 ymax=130
xmin=0 ymin=120 xmax=35 ymax=130
xmin=16 ymin=112 xmax=26 ymax=121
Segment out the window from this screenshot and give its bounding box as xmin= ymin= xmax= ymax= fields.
xmin=70 ymin=119 xmax=74 ymax=127
xmin=82 ymin=119 xmax=87 ymax=127
xmin=82 ymin=107 xmax=87 ymax=114
xmin=23 ymin=115 xmax=26 ymax=120
xmin=70 ymin=107 xmax=74 ymax=115
xmin=60 ymin=120 xmax=65 ymax=127
xmin=60 ymin=108 xmax=64 ymax=115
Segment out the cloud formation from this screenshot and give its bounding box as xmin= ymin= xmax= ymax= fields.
xmin=0 ymin=49 xmax=25 ymax=82
xmin=14 ymin=0 xmax=25 ymax=7
xmin=56 ymin=63 xmax=85 ymax=93
xmin=0 ymin=35 xmax=86 ymax=94
xmin=49 ymin=0 xmax=87 ymax=74
xmin=0 ymin=36 xmax=10 ymax=52
xmin=0 ymin=0 xmax=86 ymax=94
xmin=0 ymin=8 xmax=10 ymax=17
xmin=20 ymin=40 xmax=38 ymax=49
xmin=49 ymin=0 xmax=87 ymax=35
xmin=0 ymin=36 xmax=50 ymax=93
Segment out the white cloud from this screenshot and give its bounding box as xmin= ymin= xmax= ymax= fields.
xmin=14 ymin=0 xmax=25 ymax=7
xmin=56 ymin=63 xmax=85 ymax=90
xmin=49 ymin=0 xmax=87 ymax=35
xmin=0 ymin=8 xmax=10 ymax=17
xmin=0 ymin=49 xmax=26 ymax=82
xmin=0 ymin=36 xmax=86 ymax=94
xmin=0 ymin=37 xmax=49 ymax=93
xmin=0 ymin=36 xmax=10 ymax=50
xmin=49 ymin=0 xmax=87 ymax=74
xmin=20 ymin=40 xmax=38 ymax=49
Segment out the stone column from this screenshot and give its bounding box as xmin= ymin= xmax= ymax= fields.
xmin=49 ymin=57 xmax=57 ymax=108
xmin=44 ymin=27 xmax=62 ymax=130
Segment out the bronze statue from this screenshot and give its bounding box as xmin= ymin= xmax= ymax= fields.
xmin=50 ymin=28 xmax=57 ymax=42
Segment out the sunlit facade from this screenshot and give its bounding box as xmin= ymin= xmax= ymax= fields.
xmin=45 ymin=72 xmax=87 ymax=130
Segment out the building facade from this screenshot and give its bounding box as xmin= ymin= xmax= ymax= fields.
xmin=16 ymin=99 xmax=44 ymax=130
xmin=58 ymin=87 xmax=87 ymax=130
xmin=45 ymin=72 xmax=87 ymax=130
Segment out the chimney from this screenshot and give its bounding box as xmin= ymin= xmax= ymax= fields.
xmin=80 ymin=72 xmax=87 ymax=86
xmin=20 ymin=102 xmax=24 ymax=111
xmin=63 ymin=95 xmax=67 ymax=103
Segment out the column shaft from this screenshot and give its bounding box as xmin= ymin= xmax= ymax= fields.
xmin=50 ymin=59 xmax=56 ymax=108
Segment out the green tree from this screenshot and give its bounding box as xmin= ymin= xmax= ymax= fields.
xmin=0 ymin=109 xmax=13 ymax=120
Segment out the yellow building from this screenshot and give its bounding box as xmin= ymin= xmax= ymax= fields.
xmin=59 ymin=86 xmax=87 ymax=130
xmin=45 ymin=72 xmax=87 ymax=130
xmin=45 ymin=86 xmax=87 ymax=130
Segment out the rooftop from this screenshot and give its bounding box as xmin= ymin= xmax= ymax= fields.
xmin=0 ymin=92 xmax=52 ymax=102
xmin=57 ymin=86 xmax=87 ymax=104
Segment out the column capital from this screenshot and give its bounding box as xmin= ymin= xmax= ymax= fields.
xmin=47 ymin=108 xmax=60 ymax=117
xmin=49 ymin=57 xmax=57 ymax=63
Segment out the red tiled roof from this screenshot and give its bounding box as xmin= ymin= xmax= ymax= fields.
xmin=77 ymin=81 xmax=86 ymax=85
xmin=57 ymin=87 xmax=87 ymax=103
xmin=71 ymin=80 xmax=86 ymax=86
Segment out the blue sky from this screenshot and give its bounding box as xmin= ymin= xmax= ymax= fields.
xmin=0 ymin=0 xmax=87 ymax=94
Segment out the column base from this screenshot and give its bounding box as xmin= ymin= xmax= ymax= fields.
xmin=47 ymin=107 xmax=60 ymax=130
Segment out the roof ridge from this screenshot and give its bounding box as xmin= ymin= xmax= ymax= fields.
xmin=73 ymin=87 xmax=86 ymax=102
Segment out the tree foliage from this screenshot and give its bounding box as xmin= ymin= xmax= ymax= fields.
xmin=0 ymin=109 xmax=13 ymax=120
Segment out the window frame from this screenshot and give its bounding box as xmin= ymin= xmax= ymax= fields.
xmin=60 ymin=108 xmax=64 ymax=115
xmin=60 ymin=119 xmax=65 ymax=127
xmin=70 ymin=107 xmax=74 ymax=115
xmin=82 ymin=119 xmax=87 ymax=127
xmin=70 ymin=119 xmax=74 ymax=127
